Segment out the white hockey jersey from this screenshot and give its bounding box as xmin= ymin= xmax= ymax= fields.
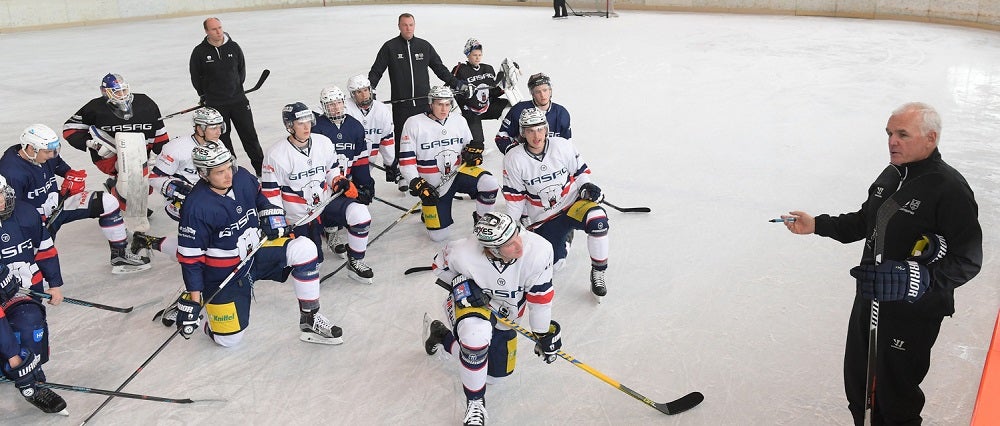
xmin=432 ymin=232 xmax=554 ymax=334
xmin=345 ymin=100 xmax=395 ymax=167
xmin=398 ymin=112 xmax=473 ymax=193
xmin=260 ymin=134 xmax=344 ymax=224
xmin=150 ymin=134 xmax=201 ymax=193
xmin=502 ymin=136 xmax=592 ymax=227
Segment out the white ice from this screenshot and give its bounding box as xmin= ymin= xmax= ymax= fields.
xmin=0 ymin=5 xmax=998 ymax=425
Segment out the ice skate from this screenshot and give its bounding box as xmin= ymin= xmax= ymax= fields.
xmin=347 ymin=257 xmax=374 ymax=285
xmin=463 ymin=398 xmax=488 ymax=426
xmin=130 ymin=231 xmax=165 ymax=255
xmin=299 ymin=311 xmax=344 ymax=345
xmin=110 ymin=245 xmax=152 ymax=274
xmin=422 ymin=313 xmax=450 ymax=356
xmin=590 ymin=267 xmax=607 ymax=301
xmin=324 ymin=227 xmax=348 ymax=259
xmin=22 ymin=386 xmax=68 ymax=416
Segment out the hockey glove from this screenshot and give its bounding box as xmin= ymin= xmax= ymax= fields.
xmin=86 ymin=126 xmax=117 ymax=159
xmin=355 ymin=184 xmax=374 ymax=205
xmin=329 ymin=175 xmax=359 ymax=199
xmin=456 ymin=82 xmax=473 ymax=99
xmin=578 ymin=182 xmax=603 ymax=203
xmin=0 ymin=263 xmax=22 ymax=305
xmin=851 ymin=260 xmax=929 ymax=303
xmin=461 ymin=141 xmax=485 ymax=167
xmin=59 ymin=169 xmax=87 ymax=198
xmin=409 ymin=177 xmax=439 ymax=205
xmin=452 ymin=276 xmax=489 ymax=309
xmin=259 ymin=208 xmax=288 ymax=240
xmin=533 ymin=320 xmax=562 ymax=364
xmin=384 ymin=164 xmax=402 ymax=184
xmin=161 ymin=179 xmax=193 ymax=203
xmin=175 ymin=295 xmax=202 ymax=338
xmin=909 ymin=233 xmax=947 ymax=265
xmin=3 ymin=348 xmax=42 ymax=396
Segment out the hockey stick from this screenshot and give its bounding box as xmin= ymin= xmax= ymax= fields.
xmin=82 ymin=191 xmax=339 ymax=425
xmin=374 ymin=196 xmax=419 ymax=213
xmin=320 ymin=166 xmax=466 ymax=283
xmin=863 ymin=197 xmax=902 ymax=425
xmin=601 ymin=199 xmax=651 ymax=213
xmin=404 ymin=265 xmax=433 ymax=275
xmin=0 ymin=378 xmax=221 ymax=404
xmin=159 ymin=69 xmax=271 ymax=120
xmin=383 ymin=94 xmax=429 ymax=105
xmin=19 ymin=288 xmax=133 ymax=313
xmin=432 ymin=279 xmax=703 ymax=415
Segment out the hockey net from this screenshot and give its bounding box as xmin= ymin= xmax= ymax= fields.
xmin=567 ymin=0 xmax=617 ymax=17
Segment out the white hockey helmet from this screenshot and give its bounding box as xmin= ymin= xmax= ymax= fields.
xmin=0 ymin=175 xmax=15 ymax=220
xmin=192 ymin=141 xmax=235 ymax=179
xmin=519 ymin=108 xmax=547 ymax=130
xmin=346 ymin=75 xmax=374 ymax=108
xmin=319 ymin=86 xmax=347 ymax=121
xmin=427 ymin=85 xmax=455 ymax=107
xmin=101 ymin=73 xmax=134 ymax=119
xmin=192 ymin=107 xmax=226 ymax=133
xmin=474 ymin=212 xmax=520 ymax=257
xmin=463 ymin=38 xmax=483 ymax=57
xmin=20 ymin=124 xmax=61 ymax=152
xmin=282 ymin=102 xmax=315 ymax=133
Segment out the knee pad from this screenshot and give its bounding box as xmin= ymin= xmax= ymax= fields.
xmin=475 ymin=174 xmax=499 ymax=203
xmin=345 ymin=204 xmax=371 ymax=237
xmin=286 ymin=236 xmax=319 ymax=267
xmin=584 ymin=209 xmax=610 ymax=236
xmin=89 ymin=191 xmax=117 ymax=217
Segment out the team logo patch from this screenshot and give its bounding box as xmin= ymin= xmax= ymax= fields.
xmin=874 ymin=187 xmax=884 ymax=198
xmin=236 ymin=206 xmax=243 ymax=214
xmin=497 ymin=277 xmax=507 ymax=287
xmin=33 ymin=328 xmax=44 ymax=342
xmin=337 ymin=133 xmax=343 ymax=140
xmin=902 ymin=199 xmax=921 ymax=214
xmin=396 ymin=54 xmax=404 ymax=59
xmin=442 ymin=129 xmax=447 ymax=135
xmin=415 ymin=53 xmax=424 ymax=61
xmin=1 ymin=234 xmax=9 ymax=243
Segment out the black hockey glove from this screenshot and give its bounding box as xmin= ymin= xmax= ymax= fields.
xmin=578 ymin=182 xmax=603 ymax=203
xmin=258 ymin=208 xmax=288 ymax=239
xmin=4 ymin=348 xmax=42 ymax=396
xmin=175 ymin=294 xmax=202 ymax=338
xmin=461 ymin=141 xmax=485 ymax=167
xmin=452 ymin=276 xmax=488 ymax=309
xmin=355 ymin=184 xmax=374 ymax=205
xmin=384 ymin=164 xmax=402 ymax=184
xmin=0 ymin=263 xmax=22 ymax=304
xmin=409 ymin=178 xmax=439 ymax=205
xmin=909 ymin=233 xmax=947 ymax=265
xmin=533 ymin=320 xmax=562 ymax=364
xmin=162 ymin=179 xmax=193 ymax=203
xmin=850 ymin=260 xmax=929 ymax=303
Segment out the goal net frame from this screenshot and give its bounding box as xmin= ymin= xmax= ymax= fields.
xmin=567 ymin=0 xmax=618 ymax=18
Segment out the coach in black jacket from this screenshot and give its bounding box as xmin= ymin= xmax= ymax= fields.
xmin=368 ymin=13 xmax=464 ymax=189
xmin=190 ymin=17 xmax=263 ymax=176
xmin=781 ymin=102 xmax=982 ymax=425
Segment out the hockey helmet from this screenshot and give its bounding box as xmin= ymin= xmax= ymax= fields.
xmin=0 ymin=263 xmax=22 ymax=305
xmin=527 ymin=73 xmax=551 ymax=91
xmin=463 ymin=38 xmax=483 ymax=57
xmin=427 ymin=85 xmax=455 ymax=106
xmin=101 ymin=73 xmax=134 ymax=119
xmin=474 ymin=212 xmax=520 ymax=257
xmin=518 ymin=108 xmax=547 ymax=129
xmin=346 ymin=75 xmax=374 ymax=108
xmin=319 ymin=86 xmax=347 ymax=121
xmin=192 ymin=107 xmax=226 ymax=133
xmin=20 ymin=124 xmax=61 ymax=152
xmin=0 ymin=175 xmax=15 ymax=220
xmin=282 ymin=102 xmax=315 ymax=132
xmin=192 ymin=142 xmax=235 ymax=178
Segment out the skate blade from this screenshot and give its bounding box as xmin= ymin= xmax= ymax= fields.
xmin=422 ymin=313 xmax=451 ymax=361
xmin=111 ymin=263 xmax=153 ymax=274
xmin=300 ymin=332 xmax=344 ymax=345
xmin=348 ymin=272 xmax=374 ymax=285
xmin=55 ymin=409 xmax=69 ymax=416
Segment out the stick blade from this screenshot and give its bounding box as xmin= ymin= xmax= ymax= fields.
xmin=655 ymin=391 xmax=704 ymax=415
xmin=404 ymin=266 xmax=433 ymax=275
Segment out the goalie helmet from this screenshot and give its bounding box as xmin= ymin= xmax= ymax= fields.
xmin=0 ymin=175 xmax=15 ymax=220
xmin=192 ymin=142 xmax=235 ymax=178
xmin=192 ymin=107 xmax=226 ymax=133
xmin=519 ymin=108 xmax=547 ymax=129
xmin=319 ymin=86 xmax=347 ymax=121
xmin=282 ymin=102 xmax=315 ymax=132
xmin=527 ymin=73 xmax=551 ymax=90
xmin=427 ymin=85 xmax=455 ymax=106
xmin=463 ymin=38 xmax=482 ymax=57
xmin=474 ymin=212 xmax=519 ymax=257
xmin=101 ymin=73 xmax=134 ymax=119
xmin=346 ymin=75 xmax=374 ymax=108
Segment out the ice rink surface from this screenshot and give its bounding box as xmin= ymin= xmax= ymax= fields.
xmin=0 ymin=4 xmax=998 ymax=425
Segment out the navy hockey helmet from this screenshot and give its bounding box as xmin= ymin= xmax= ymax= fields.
xmin=463 ymin=38 xmax=483 ymax=57
xmin=101 ymin=73 xmax=134 ymax=119
xmin=474 ymin=212 xmax=520 ymax=257
xmin=282 ymin=102 xmax=315 ymax=132
xmin=0 ymin=175 xmax=15 ymax=220
xmin=527 ymin=73 xmax=551 ymax=91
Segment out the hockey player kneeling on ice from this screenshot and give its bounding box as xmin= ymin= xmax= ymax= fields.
xmin=0 ymin=263 xmax=68 ymax=415
xmin=175 ymin=142 xmax=341 ymax=346
xmin=399 ymin=86 xmax=499 ymax=242
xmin=0 ymin=124 xmax=151 ymax=274
xmin=501 ymin=108 xmax=609 ymax=297
xmin=261 ymin=102 xmax=374 ymax=284
xmin=424 ymin=212 xmax=560 ymax=426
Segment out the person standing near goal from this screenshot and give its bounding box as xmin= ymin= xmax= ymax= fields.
xmin=423 ymin=212 xmax=560 ymax=426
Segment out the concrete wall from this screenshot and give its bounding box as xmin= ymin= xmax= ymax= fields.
xmin=3 ymin=0 xmax=1000 ymax=32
